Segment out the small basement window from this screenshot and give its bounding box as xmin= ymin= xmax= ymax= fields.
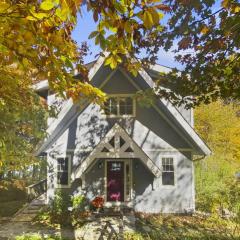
xmin=56 ymin=157 xmax=70 ymax=187
xmin=104 ymin=96 xmax=135 ymax=117
xmin=162 ymin=157 xmax=174 ymax=186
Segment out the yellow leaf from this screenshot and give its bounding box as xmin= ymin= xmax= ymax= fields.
xmin=40 ymin=0 xmax=55 ymax=11
xmin=201 ymin=25 xmax=209 ymax=35
xmin=0 ymin=2 xmax=10 ymax=12
xmin=124 ymin=21 xmax=132 ymax=33
xmin=104 ymin=56 xmax=118 ymax=69
xmin=109 ymin=26 xmax=118 ymax=33
xmin=22 ymin=58 xmax=29 ymax=67
xmin=234 ymin=6 xmax=240 ymax=13
xmin=141 ymin=10 xmax=154 ymax=28
xmin=149 ymin=7 xmax=160 ymax=25
xmin=26 ymin=16 xmax=37 ymax=21
xmin=221 ymin=0 xmax=229 ymax=8
xmin=31 ymin=12 xmax=48 ymax=19
xmin=56 ymin=7 xmax=69 ymax=21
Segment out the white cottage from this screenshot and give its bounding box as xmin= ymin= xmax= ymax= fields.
xmin=35 ymin=55 xmax=211 ymax=213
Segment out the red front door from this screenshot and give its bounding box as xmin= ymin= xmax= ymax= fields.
xmin=107 ymin=161 xmax=124 ymax=202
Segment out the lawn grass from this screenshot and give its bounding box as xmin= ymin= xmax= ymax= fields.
xmin=124 ymin=213 xmax=240 ymax=240
xmin=0 ymin=179 xmax=27 ymax=217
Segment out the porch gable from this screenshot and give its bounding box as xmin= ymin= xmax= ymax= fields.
xmin=74 ymin=123 xmax=161 ymax=179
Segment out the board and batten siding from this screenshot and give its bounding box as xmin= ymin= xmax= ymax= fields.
xmin=45 ymin=69 xmax=195 ymax=213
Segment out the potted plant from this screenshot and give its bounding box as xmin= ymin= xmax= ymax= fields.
xmin=91 ymin=196 xmax=105 ymax=213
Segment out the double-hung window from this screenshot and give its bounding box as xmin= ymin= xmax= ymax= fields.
xmin=162 ymin=157 xmax=175 ymax=185
xmin=56 ymin=157 xmax=70 ymax=187
xmin=104 ymin=96 xmax=135 ymax=117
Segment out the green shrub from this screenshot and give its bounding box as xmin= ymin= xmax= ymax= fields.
xmin=70 ymin=195 xmax=91 ymax=227
xmin=36 ymin=192 xmax=91 ymax=227
xmin=15 ymin=234 xmax=42 ymax=240
xmin=50 ymin=190 xmax=70 ymax=215
xmin=15 ymin=234 xmax=63 ymax=240
xmin=49 ymin=190 xmax=71 ymax=225
xmin=71 ymin=195 xmax=88 ymax=211
xmin=124 ymin=232 xmax=145 ymax=240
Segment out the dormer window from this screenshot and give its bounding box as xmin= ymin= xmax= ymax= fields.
xmin=104 ymin=95 xmax=136 ymax=117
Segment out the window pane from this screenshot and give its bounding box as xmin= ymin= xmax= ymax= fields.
xmin=162 ymin=172 xmax=174 ymax=185
xmin=162 ymin=158 xmax=174 ymax=185
xmin=110 ymin=162 xmax=122 ymax=171
xmin=57 ymin=158 xmax=68 ymax=171
xmin=162 ymin=158 xmax=167 ymax=165
xmin=119 ymin=97 xmax=133 ymax=115
xmin=110 ymin=98 xmax=118 ymax=115
xmin=104 ymin=99 xmax=110 ymax=115
xmin=125 ymin=106 xmax=133 ymax=115
xmin=169 ymin=165 xmax=174 ymax=171
xmin=57 ymin=172 xmax=68 ymax=185
xmin=104 ymin=98 xmax=117 ymax=115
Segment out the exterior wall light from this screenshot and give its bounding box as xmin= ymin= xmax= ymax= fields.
xmin=98 ymin=161 xmax=103 ymax=169
xmin=135 ymin=163 xmax=139 ymax=169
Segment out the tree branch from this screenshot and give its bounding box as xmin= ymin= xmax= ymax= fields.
xmin=190 ymin=8 xmax=224 ymax=26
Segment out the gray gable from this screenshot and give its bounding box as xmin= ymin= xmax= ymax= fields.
xmin=46 ymin=67 xmax=203 ymax=160
xmin=37 ymin=56 xmax=210 ymax=156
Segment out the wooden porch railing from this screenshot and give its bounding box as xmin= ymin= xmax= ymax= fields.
xmin=26 ymin=178 xmax=47 ymax=201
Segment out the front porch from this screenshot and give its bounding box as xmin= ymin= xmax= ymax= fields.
xmin=76 ymin=123 xmax=159 ymax=209
xmin=83 ymin=157 xmax=155 ymax=210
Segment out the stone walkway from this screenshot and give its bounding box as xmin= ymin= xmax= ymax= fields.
xmin=11 ymin=194 xmax=46 ymax=222
xmin=0 ymin=195 xmax=136 ymax=240
xmin=0 ymin=215 xmax=135 ymax=240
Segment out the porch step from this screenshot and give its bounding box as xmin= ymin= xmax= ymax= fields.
xmin=11 ymin=194 xmax=46 ymax=222
xmin=27 ymin=205 xmax=43 ymax=210
xmin=103 ymin=206 xmax=133 ymax=213
xmin=123 ymin=214 xmax=136 ymax=232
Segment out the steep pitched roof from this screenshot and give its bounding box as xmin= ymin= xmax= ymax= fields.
xmin=36 ymin=54 xmax=211 ymax=156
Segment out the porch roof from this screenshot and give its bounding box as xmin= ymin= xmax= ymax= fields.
xmin=74 ymin=123 xmax=161 ymax=179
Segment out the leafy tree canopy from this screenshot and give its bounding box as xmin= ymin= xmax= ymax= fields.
xmin=1 ymin=0 xmax=240 ymax=169
xmin=0 ymin=0 xmax=168 ymax=169
xmin=156 ymin=0 xmax=240 ymax=106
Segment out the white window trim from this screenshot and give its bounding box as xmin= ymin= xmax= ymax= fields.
xmin=102 ymin=94 xmax=136 ymax=118
xmin=161 ymin=156 xmax=177 ymax=188
xmin=55 ymin=154 xmax=71 ymax=188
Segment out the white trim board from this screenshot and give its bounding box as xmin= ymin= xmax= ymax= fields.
xmin=75 ymin=123 xmax=161 ymax=179
xmin=57 ymin=148 xmax=193 ymax=153
xmin=33 ymin=80 xmax=49 ymax=92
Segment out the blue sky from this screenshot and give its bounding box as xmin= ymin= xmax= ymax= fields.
xmin=72 ymin=5 xmax=181 ymax=69
xmin=72 ymin=2 xmax=221 ymax=70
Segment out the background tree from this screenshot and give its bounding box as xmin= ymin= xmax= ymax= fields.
xmin=0 ymin=68 xmax=47 ymax=172
xmin=156 ymin=0 xmax=240 ymax=106
xmin=194 ymin=101 xmax=240 ymax=216
xmin=0 ymin=0 xmax=168 ymax=169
